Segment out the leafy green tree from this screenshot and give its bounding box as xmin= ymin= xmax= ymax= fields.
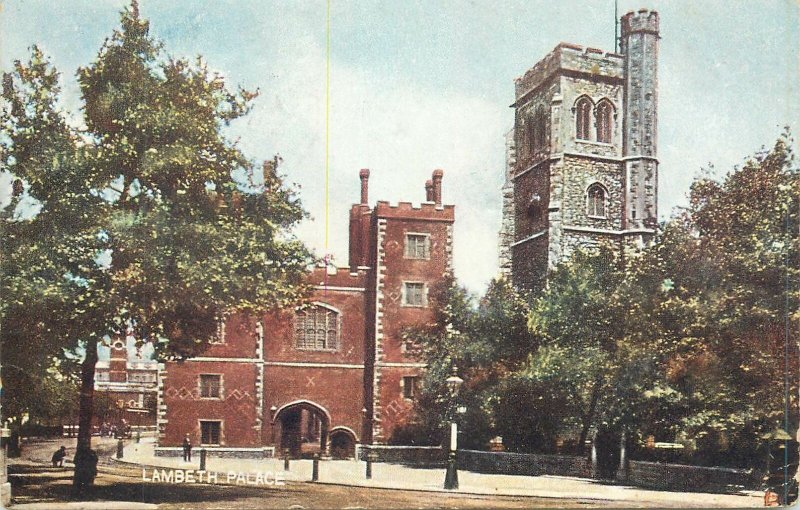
xmin=1 ymin=46 xmax=90 ymax=440
xmin=401 ymin=276 xmax=536 ymax=450
xmin=525 ymin=242 xmax=689 ymax=455
xmin=1 ymin=3 xmax=311 ymax=488
xmin=659 ymin=132 xmax=800 ymax=465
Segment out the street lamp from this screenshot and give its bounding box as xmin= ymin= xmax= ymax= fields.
xmin=444 ymin=366 xmax=464 ymax=490
xmin=270 ymin=405 xmax=278 ymax=443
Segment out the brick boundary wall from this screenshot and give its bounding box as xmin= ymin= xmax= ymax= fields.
xmin=627 ymin=460 xmax=759 ymax=492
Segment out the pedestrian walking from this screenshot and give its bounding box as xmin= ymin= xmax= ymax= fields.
xmin=182 ymin=434 xmax=192 ymax=462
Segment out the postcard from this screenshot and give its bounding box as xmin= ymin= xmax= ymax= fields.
xmin=1 ymin=1 xmax=798 ymax=508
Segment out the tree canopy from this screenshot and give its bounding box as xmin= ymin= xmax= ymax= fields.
xmin=409 ymin=132 xmax=798 ymax=468
xmin=1 ymin=3 xmax=312 ymax=486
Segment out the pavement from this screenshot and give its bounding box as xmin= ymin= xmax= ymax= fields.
xmin=95 ymin=438 xmax=765 ymax=508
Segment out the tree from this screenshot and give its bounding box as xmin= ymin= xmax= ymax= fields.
xmin=527 ymin=245 xmax=630 ymax=452
xmin=402 ymin=276 xmax=536 ymax=450
xmin=0 ymin=47 xmax=89 ymax=441
xmin=1 ymin=3 xmax=311 ymax=490
xmin=659 ymin=132 xmax=800 ymax=466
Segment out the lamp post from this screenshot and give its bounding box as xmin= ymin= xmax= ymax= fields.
xmin=444 ymin=366 xmax=464 ymax=490
xmin=270 ymin=405 xmax=278 ymax=444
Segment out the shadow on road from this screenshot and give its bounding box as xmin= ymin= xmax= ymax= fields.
xmin=9 ymin=463 xmax=305 ymax=507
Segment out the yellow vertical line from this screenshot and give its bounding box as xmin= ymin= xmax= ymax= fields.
xmin=324 ymin=0 xmax=331 ymax=253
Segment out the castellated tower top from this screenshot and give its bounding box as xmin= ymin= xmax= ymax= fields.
xmin=621 ymin=9 xmax=659 ymax=36
xmin=501 ymin=6 xmax=661 ymax=291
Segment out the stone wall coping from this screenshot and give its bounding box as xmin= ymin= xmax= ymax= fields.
xmin=360 ymin=445 xmax=444 ymax=450
xmin=155 ymin=446 xmax=273 ymax=452
xmin=628 ymin=459 xmax=752 ymax=475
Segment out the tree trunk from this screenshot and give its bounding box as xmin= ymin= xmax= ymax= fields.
xmin=73 ymin=337 xmax=98 ymax=491
xmin=577 ymin=377 xmax=602 ymax=455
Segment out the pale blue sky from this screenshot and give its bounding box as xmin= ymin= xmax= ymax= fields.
xmin=2 ymin=0 xmax=798 ymax=293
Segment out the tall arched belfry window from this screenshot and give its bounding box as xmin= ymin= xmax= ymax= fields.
xmin=587 ymin=183 xmax=607 ymax=218
xmin=595 ymin=99 xmax=614 ymax=143
xmin=575 ymin=97 xmax=592 ymax=141
xmin=526 ymin=109 xmax=546 ymax=155
xmin=295 ymin=304 xmax=340 ymax=350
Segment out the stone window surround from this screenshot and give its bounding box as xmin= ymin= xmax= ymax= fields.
xmin=586 ymin=182 xmax=609 ymax=219
xmin=293 ymin=302 xmax=341 ymax=352
xmin=526 ymin=108 xmax=547 ymax=156
xmin=404 ymin=232 xmax=431 ymax=260
xmin=401 ymin=281 xmax=428 ymax=308
xmin=401 ymin=375 xmax=420 ymax=400
xmin=595 ymin=99 xmax=615 ymax=143
xmin=574 ymin=95 xmax=593 ymax=141
xmin=572 ymin=95 xmax=617 ymax=144
xmin=209 ymin=318 xmax=226 ymax=345
xmin=198 ymin=373 xmax=223 ymax=400
xmin=199 ymin=419 xmax=222 ymax=446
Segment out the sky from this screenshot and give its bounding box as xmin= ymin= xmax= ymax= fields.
xmin=2 ymin=0 xmax=799 ymax=296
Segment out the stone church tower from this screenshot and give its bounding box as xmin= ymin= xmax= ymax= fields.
xmin=499 ymin=9 xmax=659 ymax=290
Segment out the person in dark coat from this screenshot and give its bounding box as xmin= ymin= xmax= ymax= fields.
xmin=51 ymin=446 xmax=67 ymax=467
xmin=182 ymin=434 xmax=192 ymax=462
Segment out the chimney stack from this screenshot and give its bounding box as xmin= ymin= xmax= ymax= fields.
xmin=431 ymin=169 xmax=444 ymax=206
xmin=425 ymin=180 xmax=434 ymax=202
xmin=359 ymin=168 xmax=370 ymax=205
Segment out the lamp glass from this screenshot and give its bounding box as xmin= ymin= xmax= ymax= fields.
xmin=445 ymin=373 xmax=464 ymax=397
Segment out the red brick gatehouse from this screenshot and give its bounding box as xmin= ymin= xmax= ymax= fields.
xmin=94 ymin=339 xmax=158 ymax=429
xmin=157 ymin=169 xmax=454 ymax=458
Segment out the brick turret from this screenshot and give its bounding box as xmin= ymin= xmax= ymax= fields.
xmin=108 ymin=338 xmax=128 ymax=383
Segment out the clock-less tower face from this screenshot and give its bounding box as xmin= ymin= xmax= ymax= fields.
xmin=108 ymin=339 xmax=128 ymax=383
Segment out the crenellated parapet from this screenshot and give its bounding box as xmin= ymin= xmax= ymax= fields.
xmin=621 ymin=9 xmax=660 ymax=36
xmin=514 ymin=43 xmax=624 ymax=105
xmin=309 ymin=265 xmax=369 ymax=288
xmin=374 ymin=201 xmax=455 ymax=221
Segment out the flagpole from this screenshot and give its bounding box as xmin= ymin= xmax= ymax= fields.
xmin=614 ymin=0 xmax=619 ymax=53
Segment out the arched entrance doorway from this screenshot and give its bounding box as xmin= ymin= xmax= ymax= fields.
xmin=274 ymin=401 xmax=330 ymax=459
xmin=329 ymin=427 xmax=357 ymax=459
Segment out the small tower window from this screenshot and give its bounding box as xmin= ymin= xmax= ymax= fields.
xmin=402 ymin=376 xmax=419 ymax=399
xmin=595 ymin=99 xmax=614 ymax=143
xmin=575 ymin=97 xmax=592 ymax=141
xmin=527 ymin=192 xmax=542 ymax=220
xmin=405 ymin=233 xmax=430 ymax=259
xmin=200 ymin=420 xmax=221 ymax=445
xmin=587 ymin=183 xmax=607 ymax=218
xmin=402 ymin=282 xmax=427 ymax=307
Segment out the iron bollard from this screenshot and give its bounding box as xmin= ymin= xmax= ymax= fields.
xmin=116 ymin=439 xmax=124 ymax=459
xmin=199 ymin=448 xmax=206 ymax=471
xmin=366 ymin=452 xmax=377 ymax=479
xmin=311 ymin=453 xmax=319 ymax=482
xmin=283 ymin=449 xmax=290 ymax=471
